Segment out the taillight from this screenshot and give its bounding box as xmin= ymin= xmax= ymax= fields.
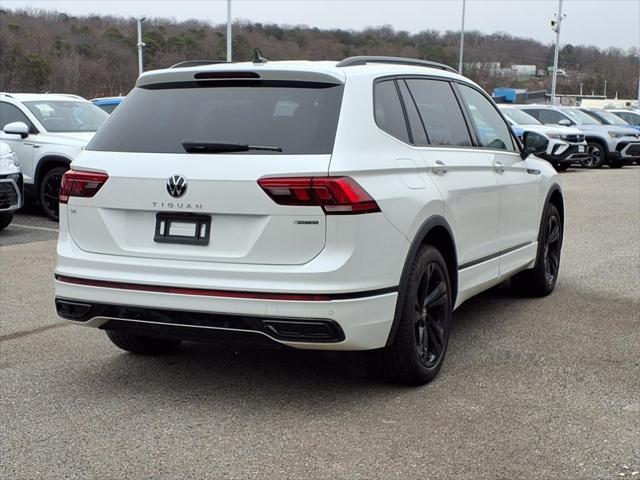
xmin=59 ymin=170 xmax=109 ymax=204
xmin=258 ymin=176 xmax=380 ymax=214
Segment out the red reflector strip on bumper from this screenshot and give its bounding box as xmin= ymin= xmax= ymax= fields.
xmin=54 ymin=275 xmax=331 ymax=301
xmin=54 ymin=275 xmax=398 ymax=301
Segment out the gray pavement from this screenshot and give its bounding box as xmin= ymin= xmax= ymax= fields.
xmin=1 ymin=167 xmax=639 ymax=480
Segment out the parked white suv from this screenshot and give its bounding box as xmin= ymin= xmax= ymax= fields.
xmin=55 ymin=57 xmax=564 ymax=385
xmin=0 ymin=141 xmax=23 ymax=230
xmin=0 ymin=93 xmax=108 ymax=219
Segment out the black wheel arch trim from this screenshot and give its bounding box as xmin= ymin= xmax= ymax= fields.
xmin=585 ymin=137 xmax=609 ymax=154
xmin=35 ymin=155 xmax=71 ymax=187
xmin=385 ymin=215 xmax=458 ymax=347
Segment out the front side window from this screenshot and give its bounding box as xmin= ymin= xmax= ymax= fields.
xmin=524 ymin=109 xmax=570 ymax=126
xmin=591 ymin=110 xmax=629 ymax=126
xmin=89 ymin=81 xmax=344 ymax=154
xmin=457 ymin=84 xmax=515 ymax=151
xmin=374 ymin=80 xmax=410 ymax=143
xmin=501 ymin=108 xmax=542 ymax=126
xmin=618 ymin=111 xmax=640 ymax=125
xmin=24 ymin=100 xmax=108 ymax=132
xmin=560 ymin=108 xmax=601 ymax=125
xmin=405 ymin=79 xmax=472 ymax=147
xmin=0 ymin=102 xmax=34 ymax=130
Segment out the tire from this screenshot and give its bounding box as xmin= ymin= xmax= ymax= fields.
xmin=371 ymin=245 xmax=452 ymax=386
xmin=39 ymin=166 xmax=67 ymax=221
xmin=0 ymin=213 xmax=13 ymax=231
xmin=105 ymin=330 xmax=181 ymax=354
xmin=582 ymin=142 xmax=606 ymax=169
xmin=512 ymin=203 xmax=562 ymax=297
xmin=555 ymin=163 xmax=570 ymax=171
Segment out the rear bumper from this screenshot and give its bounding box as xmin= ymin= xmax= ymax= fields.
xmin=54 ymin=279 xmax=398 ymax=350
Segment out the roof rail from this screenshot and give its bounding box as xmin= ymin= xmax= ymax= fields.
xmin=336 ymin=56 xmax=458 ymax=74
xmin=0 ymin=92 xmax=14 ymax=98
xmin=170 ymin=60 xmax=230 ymax=69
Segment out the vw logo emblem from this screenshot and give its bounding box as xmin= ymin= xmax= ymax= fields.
xmin=167 ymin=174 xmax=187 ymax=198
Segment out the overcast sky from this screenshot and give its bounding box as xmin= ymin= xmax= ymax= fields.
xmin=3 ymin=0 xmax=639 ymax=50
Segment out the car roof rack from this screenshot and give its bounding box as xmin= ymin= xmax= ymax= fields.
xmin=336 ymin=56 xmax=458 ymax=73
xmin=170 ymin=60 xmax=230 ymax=69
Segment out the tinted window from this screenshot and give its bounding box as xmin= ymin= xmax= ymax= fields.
xmin=374 ymin=80 xmax=410 ymax=143
xmin=529 ymin=109 xmax=572 ymax=125
xmin=98 ymin=104 xmax=118 ymax=114
xmin=618 ymin=111 xmax=640 ymax=125
xmin=397 ymin=80 xmax=428 ymax=145
xmin=405 ymin=79 xmax=472 ymax=147
xmin=89 ymin=81 xmax=344 ymax=154
xmin=561 ymin=108 xmax=602 ymax=125
xmin=500 ymin=108 xmax=542 ymax=126
xmin=458 ymin=84 xmax=515 ymax=151
xmin=0 ymin=102 xmax=34 ymax=130
xmin=24 ymin=101 xmax=107 ymax=132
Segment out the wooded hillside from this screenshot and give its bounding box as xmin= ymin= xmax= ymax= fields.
xmin=1 ymin=8 xmax=638 ymax=99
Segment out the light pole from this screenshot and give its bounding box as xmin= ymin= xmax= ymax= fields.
xmin=458 ymin=0 xmax=466 ymax=74
xmin=550 ymin=0 xmax=565 ymax=105
xmin=226 ymin=0 xmax=232 ymax=62
xmin=603 ymin=79 xmax=608 ymax=98
xmin=135 ymin=17 xmax=146 ymax=76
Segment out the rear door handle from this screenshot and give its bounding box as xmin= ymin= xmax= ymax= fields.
xmin=432 ymin=160 xmax=448 ymax=175
xmin=494 ymin=161 xmax=505 ymax=174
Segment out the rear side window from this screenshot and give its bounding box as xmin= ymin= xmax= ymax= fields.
xmin=88 ymin=80 xmax=344 ymax=154
xmin=405 ymin=79 xmax=472 ymax=147
xmin=457 ymin=84 xmax=516 ymax=151
xmin=374 ymin=80 xmax=410 ymax=143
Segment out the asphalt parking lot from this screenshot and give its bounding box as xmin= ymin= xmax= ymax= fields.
xmin=1 ymin=167 xmax=639 ymax=480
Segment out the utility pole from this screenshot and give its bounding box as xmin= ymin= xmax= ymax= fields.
xmin=458 ymin=0 xmax=466 ymax=74
xmin=226 ymin=0 xmax=232 ymax=62
xmin=136 ymin=17 xmax=146 ymax=76
xmin=603 ymin=80 xmax=608 ymax=98
xmin=550 ymin=0 xmax=565 ymax=105
xmin=637 ymin=4 xmax=640 ymax=107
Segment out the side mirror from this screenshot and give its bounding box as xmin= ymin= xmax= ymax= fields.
xmin=521 ymin=131 xmax=549 ymax=160
xmin=3 ymin=121 xmax=29 ymax=139
xmin=558 ymin=118 xmax=571 ymax=126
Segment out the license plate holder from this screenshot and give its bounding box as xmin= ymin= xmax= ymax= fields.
xmin=154 ymin=212 xmax=211 ymax=246
xmin=577 ymin=145 xmax=585 ymax=153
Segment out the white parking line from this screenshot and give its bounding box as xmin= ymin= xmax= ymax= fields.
xmin=12 ymin=223 xmax=59 ymax=232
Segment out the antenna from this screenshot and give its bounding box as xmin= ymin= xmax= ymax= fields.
xmin=252 ymin=49 xmax=268 ymax=64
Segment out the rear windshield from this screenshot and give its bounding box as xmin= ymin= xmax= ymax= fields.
xmin=87 ymin=80 xmax=344 ymax=154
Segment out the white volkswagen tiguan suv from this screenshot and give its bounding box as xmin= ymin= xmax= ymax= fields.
xmin=55 ymin=57 xmax=564 ymax=385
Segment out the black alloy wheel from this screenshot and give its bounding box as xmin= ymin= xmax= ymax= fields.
xmin=414 ymin=262 xmax=449 ymax=368
xmin=542 ymin=212 xmax=561 ymax=286
xmin=372 ymin=245 xmax=452 ymax=385
xmin=39 ymin=166 xmax=67 ymax=221
xmin=582 ymin=142 xmax=605 ymax=168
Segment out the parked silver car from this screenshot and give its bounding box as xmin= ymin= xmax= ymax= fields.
xmin=515 ymin=104 xmax=640 ymax=168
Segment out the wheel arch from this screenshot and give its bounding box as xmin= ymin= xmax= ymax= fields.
xmin=545 ymin=183 xmax=564 ymax=231
xmin=35 ymin=155 xmax=71 ymax=187
xmin=584 ymin=136 xmax=609 ymax=153
xmin=385 ymin=215 xmax=458 ymax=347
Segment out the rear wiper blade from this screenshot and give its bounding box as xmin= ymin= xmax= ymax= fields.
xmin=182 ymin=141 xmax=282 ymax=153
